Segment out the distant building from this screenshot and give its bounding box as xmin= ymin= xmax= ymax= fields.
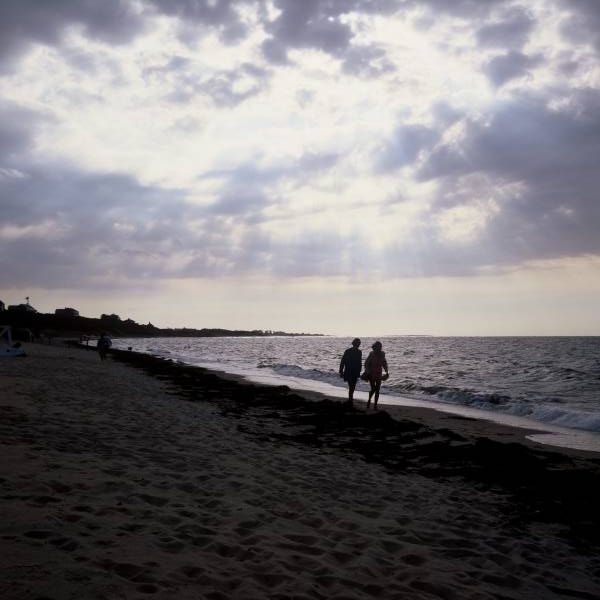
xmin=55 ymin=307 xmax=80 ymax=317
xmin=0 ymin=300 xmax=5 ymax=312
xmin=7 ymin=303 xmax=37 ymax=313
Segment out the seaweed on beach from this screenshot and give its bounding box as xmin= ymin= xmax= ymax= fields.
xmin=105 ymin=346 xmax=600 ymax=547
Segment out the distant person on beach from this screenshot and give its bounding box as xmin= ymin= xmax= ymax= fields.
xmin=97 ymin=333 xmax=112 ymax=361
xmin=364 ymin=341 xmax=389 ymax=410
xmin=339 ymin=338 xmax=362 ymax=405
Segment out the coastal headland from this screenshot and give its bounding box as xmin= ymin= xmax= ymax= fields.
xmin=1 ymin=343 xmax=599 ymax=599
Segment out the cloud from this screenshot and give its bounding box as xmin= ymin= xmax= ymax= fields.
xmin=407 ymin=0 xmax=506 ymax=19
xmin=0 ymin=103 xmax=40 ymax=158
xmin=560 ymin=0 xmax=600 ymax=52
xmin=146 ymin=0 xmax=252 ymax=44
xmin=206 ymin=189 xmax=273 ymax=218
xmin=201 ymin=151 xmax=341 ymax=221
xmin=0 ymin=0 xmax=147 ymax=67
xmin=416 ymin=88 xmax=600 ymax=269
xmin=2 ymin=0 xmax=600 ymax=289
xmin=147 ymin=57 xmax=270 ymax=107
xmin=376 ymin=124 xmax=440 ymax=171
xmin=0 ymin=100 xmax=346 ymax=288
xmin=341 ymin=44 xmax=396 ymax=78
xmin=261 ymin=0 xmax=353 ymax=64
xmin=261 ymin=0 xmax=398 ymax=65
xmin=0 ymin=165 xmax=195 ymax=287
xmin=483 ymin=51 xmax=543 ymax=87
xmin=476 ymin=6 xmax=534 ymax=50
xmin=0 ymin=0 xmax=260 ymax=70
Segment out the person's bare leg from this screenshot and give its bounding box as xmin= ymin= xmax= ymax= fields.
xmin=367 ymin=381 xmax=375 ymax=409
xmin=373 ymin=380 xmax=381 ymax=409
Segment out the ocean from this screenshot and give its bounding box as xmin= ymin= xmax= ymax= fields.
xmin=113 ymin=336 xmax=600 ymax=450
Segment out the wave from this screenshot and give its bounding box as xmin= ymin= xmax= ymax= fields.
xmin=267 ymin=363 xmax=346 ymax=389
xmin=111 ymin=340 xmax=600 ymax=435
xmin=260 ymin=364 xmax=600 ymax=433
xmin=392 ymin=383 xmax=600 ymax=433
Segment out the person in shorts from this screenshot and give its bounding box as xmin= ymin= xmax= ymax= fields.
xmin=364 ymin=341 xmax=389 ymax=410
xmin=339 ymin=338 xmax=362 ymax=405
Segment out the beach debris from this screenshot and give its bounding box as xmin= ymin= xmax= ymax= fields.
xmin=0 ymin=325 xmax=26 ymax=357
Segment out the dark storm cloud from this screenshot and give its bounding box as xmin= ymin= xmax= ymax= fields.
xmin=261 ymin=0 xmax=352 ymax=63
xmin=0 ymin=0 xmax=259 ymax=70
xmin=560 ymin=0 xmax=600 ymax=51
xmin=476 ymin=6 xmax=534 ymax=50
xmin=415 ymin=88 xmax=600 ymax=270
xmin=146 ymin=0 xmax=252 ymax=44
xmin=483 ymin=51 xmax=543 ymax=87
xmin=406 ymin=0 xmax=506 ymax=19
xmin=0 ymin=103 xmax=40 ymax=158
xmin=260 ymin=0 xmax=399 ymax=65
xmin=0 ymin=165 xmax=196 ymax=287
xmin=0 ymin=0 xmax=146 ymax=66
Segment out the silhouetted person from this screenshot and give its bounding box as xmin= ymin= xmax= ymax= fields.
xmin=365 ymin=341 xmax=389 ymax=409
xmin=339 ymin=338 xmax=362 ymax=405
xmin=97 ymin=332 xmax=112 ymax=361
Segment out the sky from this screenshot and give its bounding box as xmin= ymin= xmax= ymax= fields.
xmin=1 ymin=0 xmax=600 ymax=335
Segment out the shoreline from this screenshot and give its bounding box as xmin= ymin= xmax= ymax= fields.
xmin=2 ymin=342 xmax=600 ymax=599
xmin=109 ymin=335 xmax=600 ymax=455
xmin=111 ymin=341 xmax=600 ymax=457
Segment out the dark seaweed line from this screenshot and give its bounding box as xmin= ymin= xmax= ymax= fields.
xmin=97 ymin=345 xmax=600 ymax=546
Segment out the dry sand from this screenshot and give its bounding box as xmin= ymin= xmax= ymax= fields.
xmin=1 ymin=343 xmax=599 ymax=599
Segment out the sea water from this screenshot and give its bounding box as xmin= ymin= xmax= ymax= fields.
xmin=113 ymin=336 xmax=600 ymax=451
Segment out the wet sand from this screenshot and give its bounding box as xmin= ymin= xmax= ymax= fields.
xmin=1 ymin=343 xmax=599 ymax=599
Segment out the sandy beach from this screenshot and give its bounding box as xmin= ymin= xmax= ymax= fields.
xmin=1 ymin=343 xmax=599 ymax=600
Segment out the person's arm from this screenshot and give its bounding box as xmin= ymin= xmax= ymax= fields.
xmin=383 ymin=356 xmax=389 ymax=374
xmin=339 ymin=351 xmax=347 ymax=377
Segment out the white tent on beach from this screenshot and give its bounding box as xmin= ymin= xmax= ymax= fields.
xmin=0 ymin=326 xmax=26 ymax=357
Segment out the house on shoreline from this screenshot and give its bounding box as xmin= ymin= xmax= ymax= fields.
xmin=8 ymin=303 xmax=37 ymax=313
xmin=55 ymin=307 xmax=80 ymax=317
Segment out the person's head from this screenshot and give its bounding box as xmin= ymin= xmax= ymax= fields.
xmin=372 ymin=341 xmax=382 ymax=351
xmin=352 ymin=338 xmax=361 ymax=348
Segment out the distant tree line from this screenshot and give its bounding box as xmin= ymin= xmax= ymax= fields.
xmin=2 ymin=310 xmax=320 ymax=338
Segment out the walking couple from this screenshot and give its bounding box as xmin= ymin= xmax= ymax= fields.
xmin=339 ymin=338 xmax=389 ymax=409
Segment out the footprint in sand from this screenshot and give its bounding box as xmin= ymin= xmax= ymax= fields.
xmin=135 ymin=493 xmax=169 ymax=507
xmin=99 ymin=560 xmax=154 ymax=583
xmin=180 ymin=565 xmax=204 ymax=578
xmin=48 ymin=481 xmax=72 ymax=494
xmin=283 ymin=533 xmax=320 ymax=546
xmin=156 ymin=538 xmax=186 ymax=553
xmin=50 ymin=537 xmax=79 ymax=552
xmin=402 ymin=553 xmax=427 ymax=566
xmin=24 ymin=530 xmax=55 ymax=540
xmin=29 ymin=495 xmax=61 ymax=506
